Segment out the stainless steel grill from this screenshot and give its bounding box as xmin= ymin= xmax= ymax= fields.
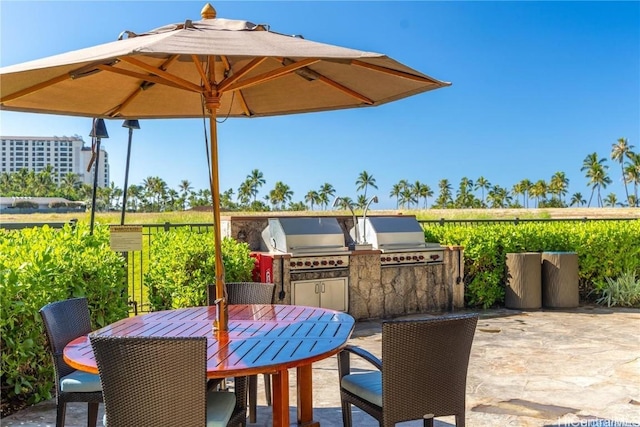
xmin=261 ymin=217 xmax=349 ymax=271
xmin=354 ymin=216 xmax=444 ymax=266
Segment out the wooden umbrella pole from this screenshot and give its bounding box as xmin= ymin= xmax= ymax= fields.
xmin=207 ymin=92 xmax=227 ymax=332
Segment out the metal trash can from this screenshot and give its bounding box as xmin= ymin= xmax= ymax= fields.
xmin=505 ymin=252 xmax=542 ymax=310
xmin=541 ymin=252 xmax=579 ymax=308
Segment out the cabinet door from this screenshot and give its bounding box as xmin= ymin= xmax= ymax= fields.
xmin=320 ymin=278 xmax=348 ymax=311
xmin=292 ymin=280 xmax=320 ymax=307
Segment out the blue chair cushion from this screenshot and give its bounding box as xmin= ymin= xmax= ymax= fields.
xmin=206 ymin=391 xmax=236 ymax=427
xmin=341 ymin=371 xmax=382 ymax=407
xmin=59 ymin=370 xmax=102 ymax=393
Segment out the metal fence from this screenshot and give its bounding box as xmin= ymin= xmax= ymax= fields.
xmin=418 ymin=217 xmax=637 ymax=227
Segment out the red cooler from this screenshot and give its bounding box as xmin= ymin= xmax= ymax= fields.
xmin=250 ymin=253 xmax=274 ymax=283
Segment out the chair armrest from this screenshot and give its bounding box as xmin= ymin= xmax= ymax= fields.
xmin=338 ymin=345 xmax=382 ymax=378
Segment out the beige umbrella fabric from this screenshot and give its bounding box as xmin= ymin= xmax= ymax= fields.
xmin=0 ymin=3 xmax=450 ymax=330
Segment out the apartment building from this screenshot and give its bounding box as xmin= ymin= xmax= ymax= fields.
xmin=0 ymin=135 xmax=109 ymax=188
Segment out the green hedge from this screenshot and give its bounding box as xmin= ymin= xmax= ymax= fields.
xmin=145 ymin=229 xmax=255 ymax=311
xmin=0 ymin=223 xmax=129 ymax=405
xmin=424 ymin=221 xmax=640 ymax=308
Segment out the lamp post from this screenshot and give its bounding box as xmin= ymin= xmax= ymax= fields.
xmin=120 ymin=120 xmax=140 ymax=225
xmin=88 ymin=119 xmax=108 ymax=235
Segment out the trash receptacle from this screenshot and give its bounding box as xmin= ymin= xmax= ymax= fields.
xmin=541 ymin=252 xmax=579 ymax=308
xmin=505 ymin=252 xmax=542 ymax=310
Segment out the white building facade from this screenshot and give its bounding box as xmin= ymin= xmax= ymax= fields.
xmin=0 ymin=136 xmax=109 ymax=188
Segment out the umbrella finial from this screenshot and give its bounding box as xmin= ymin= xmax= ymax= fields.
xmin=201 ymin=3 xmax=216 ymax=20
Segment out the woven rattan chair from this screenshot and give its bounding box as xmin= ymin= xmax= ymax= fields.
xmin=90 ymin=335 xmax=236 ymax=427
xmin=209 ymin=281 xmax=275 ymax=424
xmin=338 ymin=313 xmax=479 ymax=427
xmin=39 ymin=297 xmax=102 ymax=427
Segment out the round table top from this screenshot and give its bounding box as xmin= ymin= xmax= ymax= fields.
xmin=64 ymin=304 xmax=355 ymax=378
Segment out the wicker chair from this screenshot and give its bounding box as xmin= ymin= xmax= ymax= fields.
xmin=90 ymin=335 xmax=236 ymax=427
xmin=338 ymin=313 xmax=479 ymax=427
xmin=39 ymin=297 xmax=102 ymax=427
xmin=209 ymin=281 xmax=275 ymax=424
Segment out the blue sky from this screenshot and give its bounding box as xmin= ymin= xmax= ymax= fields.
xmin=1 ymin=1 xmax=638 ymax=210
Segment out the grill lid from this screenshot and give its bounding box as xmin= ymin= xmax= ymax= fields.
xmin=355 ymin=216 xmax=440 ymax=252
xmin=261 ymin=217 xmax=348 ymax=255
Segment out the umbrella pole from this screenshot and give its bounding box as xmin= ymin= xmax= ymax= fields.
xmin=208 ymin=105 xmax=228 ymax=332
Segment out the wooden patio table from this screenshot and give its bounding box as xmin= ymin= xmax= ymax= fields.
xmin=64 ymin=304 xmax=355 ymax=427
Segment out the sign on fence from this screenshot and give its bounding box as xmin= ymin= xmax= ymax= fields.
xmin=109 ymin=225 xmax=142 ymax=251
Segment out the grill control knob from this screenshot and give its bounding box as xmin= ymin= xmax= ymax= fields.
xmin=329 ymin=260 xmax=335 ymax=265
xmin=297 ymin=261 xmax=303 ymax=266
xmin=312 ymin=261 xmax=319 ymax=266
xmin=321 ymin=260 xmax=328 ymax=265
xmin=337 ymin=259 xmax=343 ymax=265
xmin=290 ymin=261 xmax=296 ymax=267
xmin=430 ymin=254 xmax=440 ymax=260
xmin=393 ymin=256 xmax=399 ymax=262
xmin=399 ymin=256 xmax=405 ymax=261
xmin=305 ymin=261 xmax=311 ymax=266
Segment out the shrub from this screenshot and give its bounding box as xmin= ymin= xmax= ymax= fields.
xmin=594 ymin=271 xmax=640 ymax=307
xmin=13 ymin=201 xmax=38 ymax=209
xmin=145 ymin=228 xmax=255 ymax=311
xmin=0 ymin=223 xmax=128 ymax=406
xmin=424 ymin=221 xmax=640 ymax=308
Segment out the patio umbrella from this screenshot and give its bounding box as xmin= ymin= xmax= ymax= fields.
xmin=0 ymin=3 xmax=450 ymax=331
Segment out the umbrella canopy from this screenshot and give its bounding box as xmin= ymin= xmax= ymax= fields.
xmin=0 ymin=3 xmax=451 ymax=330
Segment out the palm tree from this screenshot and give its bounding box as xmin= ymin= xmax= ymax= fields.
xmin=474 ymin=176 xmax=491 ymax=207
xmin=126 ymin=185 xmax=143 ymax=212
xmin=529 ymin=180 xmax=547 ymax=208
xmin=581 ymin=153 xmax=611 ymax=207
xmin=603 ymin=193 xmax=619 ymax=207
xmin=60 ymin=172 xmax=80 ymax=199
xmin=434 ymin=179 xmax=453 ymax=208
xmin=355 ymin=171 xmax=377 ymax=200
xmin=247 ymin=169 xmax=266 ymax=202
xmin=389 ymin=183 xmax=402 ymax=209
xmin=611 ymin=137 xmax=634 ymax=207
xmin=455 ymin=177 xmax=475 ymax=208
xmin=511 ymin=182 xmax=524 ymax=208
xmin=519 ymin=179 xmax=533 ymax=208
xmin=487 ymin=185 xmax=511 ymax=208
xmin=569 ymin=192 xmax=586 ymax=207
xmin=179 ymin=180 xmax=192 ymax=210
xmin=318 ymin=183 xmax=335 ymax=210
xmin=399 ymin=187 xmax=417 ymax=208
xmin=269 ymin=181 xmax=293 ymax=210
xmin=413 ymin=181 xmax=433 ymax=209
xmin=237 ymin=181 xmax=253 ymax=206
xmin=549 ymin=171 xmax=569 ymax=205
xmin=305 ymin=190 xmax=320 ymax=210
xmin=624 ymin=152 xmax=640 ymax=207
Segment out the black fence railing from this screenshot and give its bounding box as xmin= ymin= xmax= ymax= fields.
xmin=418 ymin=217 xmax=637 ymax=227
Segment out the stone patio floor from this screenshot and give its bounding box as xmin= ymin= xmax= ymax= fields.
xmin=3 ymin=306 xmax=640 ymax=426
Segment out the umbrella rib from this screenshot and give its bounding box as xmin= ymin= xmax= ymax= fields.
xmin=119 ymin=57 xmax=204 ymax=93
xmin=96 ymin=64 xmax=198 ymax=92
xmin=102 ymin=55 xmax=182 ymax=117
xmin=191 ymin=55 xmax=212 ymax=93
xmin=352 ymin=60 xmax=447 ymax=85
xmin=218 ymin=57 xmax=268 ymax=92
xmin=316 ymin=75 xmax=374 ymax=105
xmin=0 ymin=73 xmax=70 ymax=103
xmin=223 ymin=58 xmax=320 ymax=93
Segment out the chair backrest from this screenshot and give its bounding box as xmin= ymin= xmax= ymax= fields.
xmin=40 ymin=297 xmax=93 ymax=380
xmin=381 ymin=313 xmax=479 ymax=427
xmin=208 ymin=282 xmax=275 ymax=306
xmin=90 ymin=335 xmax=207 ymax=427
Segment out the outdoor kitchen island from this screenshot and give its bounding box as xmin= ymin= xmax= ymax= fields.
xmin=221 ymin=214 xmax=464 ymax=321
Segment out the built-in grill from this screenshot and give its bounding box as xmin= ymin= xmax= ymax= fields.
xmin=261 ymin=217 xmax=349 ymax=271
xmin=354 ymin=216 xmax=444 ymax=266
